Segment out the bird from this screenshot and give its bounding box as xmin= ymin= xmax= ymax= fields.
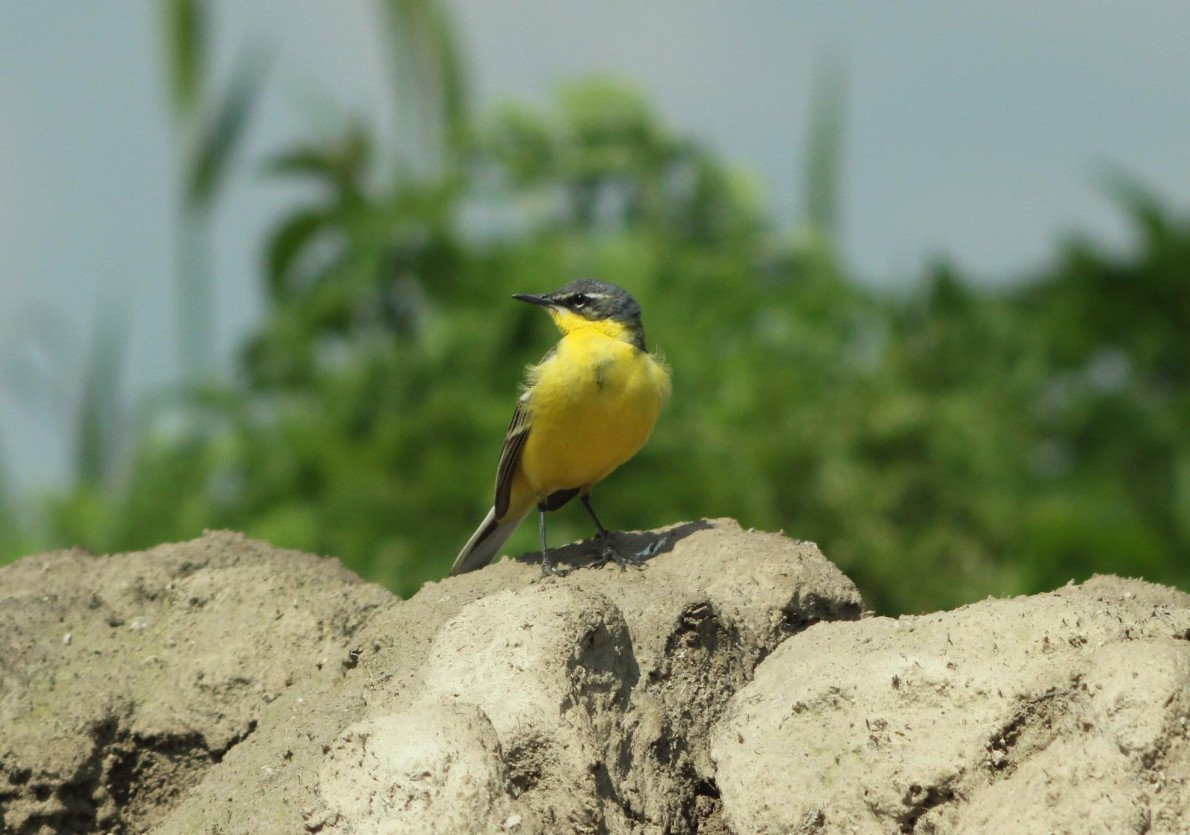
xmin=451 ymin=278 xmax=671 ymax=576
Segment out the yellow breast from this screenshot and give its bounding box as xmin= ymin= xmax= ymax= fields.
xmin=519 ymin=330 xmax=670 ymax=497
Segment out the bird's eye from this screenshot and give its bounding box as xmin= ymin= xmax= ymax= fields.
xmin=571 ymin=293 xmax=589 ymax=309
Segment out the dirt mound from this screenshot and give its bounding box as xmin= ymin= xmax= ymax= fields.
xmin=0 ymin=533 xmax=393 ymax=833
xmin=1 ymin=520 xmax=1186 ymax=834
xmin=712 ymin=576 xmax=1190 ymax=834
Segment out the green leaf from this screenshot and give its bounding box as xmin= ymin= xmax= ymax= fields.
xmin=265 ymin=126 xmax=372 ymax=195
xmin=265 ymin=208 xmax=335 ymax=300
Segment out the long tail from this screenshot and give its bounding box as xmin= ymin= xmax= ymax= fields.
xmin=451 ymin=507 xmax=530 ymax=575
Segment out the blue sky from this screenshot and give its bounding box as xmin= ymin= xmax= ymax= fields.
xmin=2 ymin=1 xmax=1189 ymax=489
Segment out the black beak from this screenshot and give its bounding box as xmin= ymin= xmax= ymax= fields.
xmin=512 ymin=293 xmax=554 ymax=308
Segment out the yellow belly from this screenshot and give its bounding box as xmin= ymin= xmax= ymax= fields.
xmin=519 ymin=332 xmax=670 ymax=497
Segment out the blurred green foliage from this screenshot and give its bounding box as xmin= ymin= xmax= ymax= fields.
xmin=1 ymin=4 xmax=1187 ymax=615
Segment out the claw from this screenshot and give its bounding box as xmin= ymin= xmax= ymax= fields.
xmin=592 ymin=544 xmax=629 ymax=572
xmin=591 ymin=536 xmax=655 ymax=572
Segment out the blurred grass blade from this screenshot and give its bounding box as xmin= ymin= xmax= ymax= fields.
xmin=803 ymin=58 xmax=847 ymax=248
xmin=0 ymin=430 xmax=13 ymax=532
xmin=0 ymin=437 xmax=22 ymax=565
xmin=162 ymin=0 xmax=205 ymax=119
xmin=77 ymin=291 xmax=131 ymax=487
xmin=424 ymin=0 xmax=468 ymax=144
xmin=185 ymin=41 xmax=272 ymax=211
xmin=174 ymin=31 xmax=271 ymax=378
xmin=374 ymin=0 xmax=470 ymax=174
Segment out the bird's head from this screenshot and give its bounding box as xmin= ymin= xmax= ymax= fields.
xmin=513 ymin=279 xmax=646 ymax=349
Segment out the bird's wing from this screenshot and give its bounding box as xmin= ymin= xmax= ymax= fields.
xmin=494 ymin=345 xmax=558 ymax=518
xmin=494 ymin=392 xmax=532 ymax=519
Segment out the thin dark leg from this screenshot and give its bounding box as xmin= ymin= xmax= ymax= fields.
xmin=538 ymin=507 xmax=567 ymax=576
xmin=538 ymin=507 xmax=551 ymax=575
xmin=582 ymin=494 xmax=640 ymax=571
xmin=580 ymin=494 xmax=609 ymax=538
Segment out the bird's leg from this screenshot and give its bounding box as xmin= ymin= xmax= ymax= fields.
xmin=582 ymin=495 xmax=641 ymax=571
xmin=580 ymin=493 xmax=610 ymax=539
xmin=538 ymin=507 xmax=567 ymax=577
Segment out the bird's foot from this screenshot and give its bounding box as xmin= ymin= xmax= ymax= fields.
xmin=591 ymin=533 xmax=653 ymax=572
xmin=535 ymin=557 xmax=569 ymax=580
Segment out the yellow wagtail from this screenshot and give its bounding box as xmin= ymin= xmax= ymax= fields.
xmin=452 ymin=279 xmax=671 ymax=576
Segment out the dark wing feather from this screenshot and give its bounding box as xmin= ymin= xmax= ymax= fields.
xmin=495 ymin=346 xmax=557 ymax=518
xmin=494 ymin=393 xmax=531 ymax=519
